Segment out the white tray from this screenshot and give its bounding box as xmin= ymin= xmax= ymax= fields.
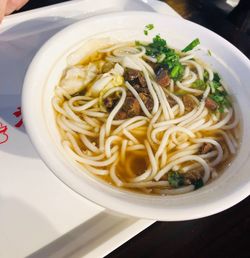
xmin=0 ymin=1 xmax=180 ymax=257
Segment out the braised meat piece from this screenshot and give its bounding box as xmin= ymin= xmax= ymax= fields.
xmin=182 ymin=95 xmax=197 ymax=111
xmin=105 ymin=68 xmax=156 ymax=120
xmin=133 ymin=84 xmax=150 ymax=94
xmin=200 ymin=143 xmax=214 ymax=154
xmin=126 ymin=90 xmax=134 ymax=97
xmin=122 ymin=97 xmax=141 ymax=118
xmin=156 ymin=68 xmax=170 ymax=87
xmin=104 ymin=97 xmax=114 ymax=109
xmin=103 ymin=95 xmax=119 ymax=112
xmin=115 ymin=110 xmax=127 ymax=120
xmin=205 ymin=97 xmax=218 ymax=111
xmin=124 ymin=68 xmax=140 ymax=81
xmin=184 ymin=170 xmax=203 ymax=185
xmin=167 ymin=96 xmax=177 ymax=107
xmin=105 ymin=90 xmax=144 ymax=120
xmin=139 ymin=92 xmax=154 ymax=112
xmin=124 ymin=68 xmax=147 ymax=87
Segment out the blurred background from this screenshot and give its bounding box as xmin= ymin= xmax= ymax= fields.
xmin=17 ymin=0 xmax=250 ymax=57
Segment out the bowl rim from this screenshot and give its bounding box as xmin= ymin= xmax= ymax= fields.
xmin=22 ymin=11 xmax=250 ymax=221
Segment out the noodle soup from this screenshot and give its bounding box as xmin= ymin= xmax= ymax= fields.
xmin=52 ymin=34 xmax=239 ymax=195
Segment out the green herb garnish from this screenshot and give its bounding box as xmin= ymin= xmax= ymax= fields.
xmin=193 ymin=179 xmax=204 ymax=189
xmin=208 ymin=73 xmax=231 ymax=112
xmin=182 ymin=38 xmax=200 ymax=52
xmin=192 ymin=79 xmax=206 ymax=90
xmin=209 ymin=81 xmax=220 ymax=93
xmin=204 ymin=70 xmax=209 ymax=82
xmin=138 ymin=35 xmax=184 ymax=80
xmin=146 ymin=24 xmax=154 ymax=30
xmin=168 ymin=171 xmax=184 ymax=188
xmin=170 ymin=64 xmax=184 ymax=79
xmin=208 ymin=49 xmax=212 ymax=56
xmin=210 ymin=91 xmax=231 ymax=112
xmin=144 ymin=24 xmax=154 ymax=35
xmin=213 ymin=72 xmax=220 ymax=83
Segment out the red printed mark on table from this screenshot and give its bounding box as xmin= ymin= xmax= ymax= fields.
xmin=13 ymin=106 xmax=23 ymax=128
xmin=0 ymin=122 xmax=9 ymax=144
xmin=0 ymin=107 xmax=23 ymax=144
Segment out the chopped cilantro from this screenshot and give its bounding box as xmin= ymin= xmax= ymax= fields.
xmin=208 ymin=72 xmax=231 ymax=112
xmin=182 ymin=38 xmax=200 ymax=52
xmin=209 ymin=91 xmax=231 ymax=112
xmin=209 ymin=81 xmax=220 ymax=93
xmin=193 ymin=179 xmax=204 ymax=189
xmin=213 ymin=72 xmax=221 ymax=83
xmin=150 ymin=35 xmax=167 ymax=51
xmin=144 ymin=30 xmax=148 ymax=35
xmin=157 ymin=53 xmax=166 ymax=63
xmin=168 ymin=171 xmax=184 ymax=188
xmin=139 ymin=34 xmax=184 ymax=80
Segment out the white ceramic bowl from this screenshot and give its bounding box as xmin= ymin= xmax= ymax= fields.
xmin=22 ymin=12 xmax=250 ymax=221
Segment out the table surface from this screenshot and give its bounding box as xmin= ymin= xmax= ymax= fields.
xmin=15 ymin=0 xmax=250 ymax=257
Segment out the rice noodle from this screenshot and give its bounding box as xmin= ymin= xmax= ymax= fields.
xmin=52 ymin=39 xmax=239 ymax=196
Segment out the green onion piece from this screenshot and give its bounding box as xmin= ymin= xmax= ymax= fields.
xmin=192 ymin=79 xmax=206 ymax=89
xmin=203 ymin=70 xmax=209 ymax=81
xmin=146 ymin=24 xmax=154 ymax=30
xmin=157 ymin=53 xmax=166 ymax=63
xmin=170 ymin=64 xmax=184 ymax=80
xmin=168 ymin=171 xmax=184 ymax=188
xmin=182 ymin=38 xmax=200 ymax=52
xmin=144 ymin=24 xmax=154 ymax=36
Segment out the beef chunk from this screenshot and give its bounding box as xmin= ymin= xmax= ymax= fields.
xmin=133 ymin=84 xmax=150 ymax=94
xmin=103 ymin=95 xmax=119 ymax=111
xmin=107 ymin=69 xmax=155 ymax=119
xmin=138 ymin=73 xmax=147 ymax=87
xmin=167 ymin=96 xmax=177 ymax=107
xmin=107 ymin=92 xmax=143 ymax=120
xmin=182 ymin=95 xmax=197 ymax=111
xmin=200 ymin=143 xmax=214 ymax=154
xmin=139 ymin=92 xmax=154 ymax=112
xmin=122 ymin=97 xmax=141 ymax=117
xmin=156 ymin=68 xmax=170 ymax=87
xmin=205 ymin=97 xmax=218 ymax=111
xmin=104 ymin=97 xmax=114 ymax=109
xmin=124 ymin=68 xmax=147 ymax=87
xmin=126 ymin=90 xmax=134 ymax=97
xmin=184 ymin=170 xmax=203 ymax=185
xmin=124 ymin=68 xmax=140 ymax=81
xmin=115 ymin=110 xmax=127 ymax=120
